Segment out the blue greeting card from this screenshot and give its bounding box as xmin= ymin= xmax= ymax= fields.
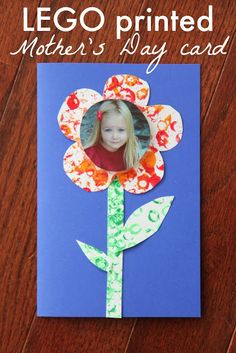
xmin=37 ymin=63 xmax=200 ymax=318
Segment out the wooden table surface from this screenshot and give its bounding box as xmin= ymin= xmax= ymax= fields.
xmin=0 ymin=1 xmax=235 ymax=352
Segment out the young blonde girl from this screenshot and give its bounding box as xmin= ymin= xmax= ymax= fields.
xmin=84 ymin=100 xmax=140 ymax=171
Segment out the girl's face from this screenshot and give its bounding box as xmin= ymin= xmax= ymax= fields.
xmin=101 ymin=113 xmax=128 ymax=152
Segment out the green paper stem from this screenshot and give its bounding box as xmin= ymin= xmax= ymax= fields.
xmin=106 ymin=177 xmax=124 ymax=318
xmin=76 ymin=178 xmax=174 ymax=319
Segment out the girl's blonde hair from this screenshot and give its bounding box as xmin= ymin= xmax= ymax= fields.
xmin=85 ymin=100 xmax=140 ymax=169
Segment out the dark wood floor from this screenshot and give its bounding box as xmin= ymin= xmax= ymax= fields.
xmin=0 ymin=1 xmax=235 ymax=352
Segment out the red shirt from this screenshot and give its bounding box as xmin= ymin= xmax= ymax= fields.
xmin=85 ymin=144 xmax=126 ymax=171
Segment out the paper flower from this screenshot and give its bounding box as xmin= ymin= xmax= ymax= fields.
xmin=57 ymin=74 xmax=182 ymax=194
xmin=57 ymin=74 xmax=183 ymax=318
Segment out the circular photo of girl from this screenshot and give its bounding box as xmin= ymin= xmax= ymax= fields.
xmin=80 ymin=99 xmax=150 ymax=172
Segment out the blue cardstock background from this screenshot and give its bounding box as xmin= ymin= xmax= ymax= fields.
xmin=37 ymin=63 xmax=200 ymax=317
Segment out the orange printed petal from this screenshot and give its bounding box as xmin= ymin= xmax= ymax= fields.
xmin=103 ymin=74 xmax=150 ymax=106
xmin=148 ymin=173 xmax=162 ymax=187
xmin=156 ymin=130 xmax=169 ymax=148
xmin=117 ymin=168 xmax=137 ymax=185
xmin=93 ymin=169 xmax=110 ymax=187
xmin=60 ymin=123 xmax=72 ymax=138
xmin=63 ymin=143 xmax=114 ymax=192
xmin=143 ymin=105 xmax=183 ymax=151
xmin=125 ymin=75 xmax=142 ymax=87
xmin=106 ymin=76 xmax=124 ymax=90
xmin=137 ymin=87 xmax=149 ymax=100
xmin=66 ymin=93 xmax=80 ymax=110
xmin=117 ymin=149 xmax=164 ymax=194
xmin=137 ymin=174 xmax=150 ymax=190
xmin=144 ymin=105 xmax=164 ymax=123
xmin=57 ymin=89 xmax=103 ymax=141
xmin=140 ymin=150 xmax=156 ymax=175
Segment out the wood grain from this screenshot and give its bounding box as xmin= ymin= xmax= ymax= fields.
xmin=0 ymin=0 xmax=40 ymax=65
xmin=22 ymin=318 xmax=135 ymax=353
xmin=0 ymin=0 xmax=235 ymax=352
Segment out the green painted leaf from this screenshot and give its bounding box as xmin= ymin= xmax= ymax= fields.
xmin=120 ymin=196 xmax=174 ymax=251
xmin=76 ymin=240 xmax=110 ymax=272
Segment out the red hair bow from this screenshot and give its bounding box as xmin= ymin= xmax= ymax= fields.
xmin=97 ymin=110 xmax=103 ymax=121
